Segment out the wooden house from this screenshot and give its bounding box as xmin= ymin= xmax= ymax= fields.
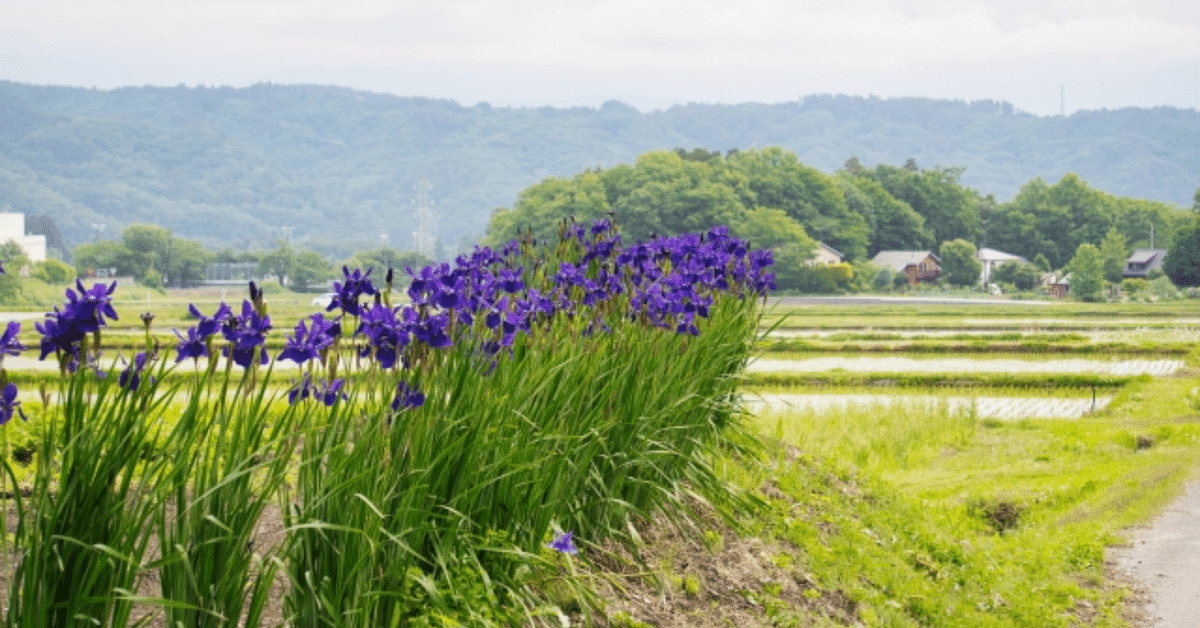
xmin=1046 ymin=273 xmax=1071 ymax=299
xmin=871 ymin=250 xmax=941 ymax=285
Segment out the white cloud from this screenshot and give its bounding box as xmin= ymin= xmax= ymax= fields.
xmin=2 ymin=0 xmax=1197 ymax=114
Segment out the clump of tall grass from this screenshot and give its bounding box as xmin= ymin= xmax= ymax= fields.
xmin=0 ymin=217 xmax=773 ymax=626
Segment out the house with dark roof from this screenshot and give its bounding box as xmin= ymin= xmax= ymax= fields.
xmin=1123 ymin=249 xmax=1169 ymax=279
xmin=871 ymin=250 xmax=941 ymax=285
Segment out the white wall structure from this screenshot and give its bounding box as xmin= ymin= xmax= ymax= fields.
xmin=0 ymin=213 xmax=47 ymax=263
xmin=977 ymin=247 xmax=1027 ymax=285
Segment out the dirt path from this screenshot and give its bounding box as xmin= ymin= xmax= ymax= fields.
xmin=1109 ymin=480 xmax=1200 ymax=627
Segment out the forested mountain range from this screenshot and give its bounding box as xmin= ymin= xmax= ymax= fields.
xmin=0 ymin=81 xmax=1197 ymax=255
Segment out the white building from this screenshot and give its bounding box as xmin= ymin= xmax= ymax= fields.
xmin=0 ymin=213 xmax=47 ymax=263
xmin=807 ymin=242 xmax=844 ymax=266
xmin=977 ymin=247 xmax=1027 ymax=285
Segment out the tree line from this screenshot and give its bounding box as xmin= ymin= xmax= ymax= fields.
xmin=68 ymin=224 xmax=433 ymax=293
xmin=2 ymin=82 xmax=1196 ymax=255
xmin=486 ymin=147 xmax=1198 ymax=295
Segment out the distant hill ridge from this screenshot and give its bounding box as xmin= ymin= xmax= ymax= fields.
xmin=0 ymin=81 xmax=1196 ymax=251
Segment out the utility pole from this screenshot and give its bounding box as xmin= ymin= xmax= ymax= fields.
xmin=413 ymin=180 xmax=435 ymax=260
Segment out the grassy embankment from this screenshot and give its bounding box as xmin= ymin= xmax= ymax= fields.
xmin=581 ymin=301 xmax=1200 ymax=627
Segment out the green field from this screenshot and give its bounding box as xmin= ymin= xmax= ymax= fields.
xmin=2 ymin=289 xmax=1197 ymax=627
xmin=582 ymin=298 xmax=1200 ymax=627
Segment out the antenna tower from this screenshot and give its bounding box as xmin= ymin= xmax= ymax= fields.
xmin=412 ymin=179 xmax=436 ymax=259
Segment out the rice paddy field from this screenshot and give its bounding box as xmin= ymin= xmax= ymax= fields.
xmin=1 ymin=264 xmax=1197 ymax=627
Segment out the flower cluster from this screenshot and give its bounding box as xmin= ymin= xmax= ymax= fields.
xmin=0 ymin=321 xmax=25 ymax=365
xmin=547 ymin=530 xmax=578 ymax=556
xmin=0 ymin=383 xmax=26 ymax=425
xmin=279 ymin=313 xmax=340 ymax=365
xmin=287 ymin=373 xmax=346 ymax=406
xmin=36 ymin=280 xmax=119 ymax=368
xmin=175 ymin=302 xmax=233 ymax=362
xmin=118 ymin=352 xmax=154 ymax=392
xmin=220 ymin=301 xmax=273 ymax=369
xmin=251 ymin=220 xmax=776 ymax=400
xmin=391 ymin=380 xmax=425 ymax=411
xmin=328 ymin=266 xmax=378 ymax=317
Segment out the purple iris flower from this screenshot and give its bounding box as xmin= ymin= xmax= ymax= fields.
xmin=119 ymin=352 xmax=153 ymax=391
xmin=287 ymin=374 xmax=313 ymax=405
xmin=0 ymin=383 xmax=27 ymax=425
xmin=279 ymin=313 xmax=339 ymax=364
xmin=288 ymin=374 xmax=344 ymax=406
xmin=62 ymin=280 xmax=119 ymax=333
xmin=410 ymin=313 xmax=452 ymax=348
xmin=318 ymin=378 xmax=346 ymax=406
xmin=497 ymin=267 xmax=524 ymax=294
xmin=328 ymin=266 xmax=378 ymax=317
xmin=358 ymin=304 xmax=409 ymax=369
xmin=35 ymin=310 xmax=85 ymax=362
xmin=189 ymin=302 xmax=233 ymax=338
xmin=0 ymin=321 xmax=26 ymax=363
xmin=174 ymin=327 xmax=207 ymax=362
xmin=391 ymin=380 xmax=425 ymax=411
xmin=221 ymin=300 xmax=272 ymax=369
xmin=547 ymin=531 xmax=578 ymax=556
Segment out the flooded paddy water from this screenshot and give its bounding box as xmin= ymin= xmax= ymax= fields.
xmin=743 ymin=392 xmax=1112 ymax=420
xmin=747 ymin=356 xmax=1184 ymax=376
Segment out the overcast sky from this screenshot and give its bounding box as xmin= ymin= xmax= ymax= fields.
xmin=2 ymin=0 xmax=1198 ymax=116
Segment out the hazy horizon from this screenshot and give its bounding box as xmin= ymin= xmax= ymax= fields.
xmin=3 ymin=0 xmax=1197 ymax=117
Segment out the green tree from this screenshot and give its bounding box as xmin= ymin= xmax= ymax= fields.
xmin=1033 ymin=253 xmax=1052 ymax=272
xmin=74 ymin=241 xmax=138 ymax=278
xmin=939 ymin=239 xmax=983 ymax=287
xmin=122 ymin=224 xmax=172 ymax=279
xmin=739 ymin=207 xmax=819 ymax=291
xmin=1164 ymin=218 xmax=1200 ymax=287
xmin=290 ymin=251 xmax=333 ymax=291
xmin=1194 ymin=188 xmax=1200 ymax=212
xmin=0 ymin=241 xmax=30 ymax=304
xmin=873 ymin=267 xmax=894 ymax=291
xmin=165 ymin=239 xmax=212 ymax=288
xmin=837 ymin=174 xmax=932 ymax=256
xmin=735 ymin=207 xmax=817 ymax=253
xmin=730 ymin=148 xmax=869 ymax=259
xmin=791 ymin=263 xmax=853 ymax=293
xmin=258 ymin=240 xmax=295 ymax=287
xmin=352 ymin=248 xmax=432 ymax=274
xmin=32 ymin=259 xmax=74 ymax=284
xmin=1067 ymin=243 xmax=1104 ymax=301
xmin=990 ymin=261 xmax=1042 ymax=291
xmin=866 ymin=164 xmax=981 ymax=246
xmin=1098 ymin=227 xmax=1128 ymax=284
